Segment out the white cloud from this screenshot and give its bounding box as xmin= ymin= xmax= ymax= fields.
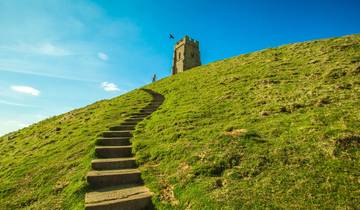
xmin=36 ymin=43 xmax=70 ymax=56
xmin=97 ymin=52 xmax=108 ymax=61
xmin=101 ymin=82 xmax=119 ymax=92
xmin=0 ymin=43 xmax=71 ymax=56
xmin=11 ymin=85 xmax=40 ymax=96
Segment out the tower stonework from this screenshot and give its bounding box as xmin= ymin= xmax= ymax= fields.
xmin=172 ymin=35 xmax=201 ymax=75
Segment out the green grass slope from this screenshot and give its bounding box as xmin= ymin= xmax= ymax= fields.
xmin=0 ymin=90 xmax=152 ymax=209
xmin=0 ymin=34 xmax=359 ymax=209
xmin=132 ymin=34 xmax=360 ymax=209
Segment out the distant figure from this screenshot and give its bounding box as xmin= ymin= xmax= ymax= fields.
xmin=169 ymin=34 xmax=175 ymax=39
xmin=152 ymin=74 xmax=157 ymax=83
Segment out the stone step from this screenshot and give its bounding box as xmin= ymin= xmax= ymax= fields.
xmin=92 ymin=158 xmax=136 ymax=170
xmin=131 ymin=113 xmax=150 ymax=117
xmin=96 ymin=137 xmax=131 ymax=146
xmin=119 ymin=121 xmax=138 ymax=126
xmin=87 ymin=169 xmax=142 ymax=188
xmin=124 ymin=118 xmax=144 ymax=123
xmin=102 ymin=131 xmax=132 ymax=138
xmin=153 ymin=100 xmax=163 ymax=103
xmin=128 ymin=116 xmax=145 ymax=120
xmin=148 ymin=104 xmax=161 ymax=107
xmin=109 ymin=125 xmax=136 ymax=131
xmin=149 ymin=101 xmax=162 ymax=105
xmin=85 ymin=185 xmax=152 ymax=210
xmin=144 ymin=105 xmax=161 ymax=109
xmin=139 ymin=111 xmax=154 ymax=115
xmin=141 ymin=107 xmax=156 ymax=110
xmin=130 ymin=115 xmax=148 ymax=119
xmin=128 ymin=115 xmax=147 ymax=118
xmin=95 ymin=146 xmax=132 ymax=158
xmin=140 ymin=108 xmax=156 ymax=112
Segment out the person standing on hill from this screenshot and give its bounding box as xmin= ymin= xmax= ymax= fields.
xmin=152 ymin=74 xmax=156 ymax=82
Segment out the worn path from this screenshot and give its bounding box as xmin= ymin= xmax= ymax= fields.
xmin=85 ymin=89 xmax=164 ymax=210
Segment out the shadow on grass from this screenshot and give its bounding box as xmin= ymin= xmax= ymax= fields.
xmin=242 ymin=131 xmax=266 ymax=144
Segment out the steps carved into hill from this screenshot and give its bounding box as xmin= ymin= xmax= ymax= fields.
xmin=87 ymin=169 xmax=142 ymax=188
xmin=85 ymin=89 xmax=164 ymax=210
xmin=96 ymin=137 xmax=131 ymax=146
xmin=92 ymin=158 xmax=136 ymax=170
xmin=102 ymin=131 xmax=133 ymax=138
xmin=86 ymin=185 xmax=151 ymax=210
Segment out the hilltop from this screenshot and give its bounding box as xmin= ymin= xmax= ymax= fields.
xmin=1 ymin=34 xmax=359 ymax=209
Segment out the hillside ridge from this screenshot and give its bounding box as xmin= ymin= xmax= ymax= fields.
xmin=0 ymin=34 xmax=359 ymax=209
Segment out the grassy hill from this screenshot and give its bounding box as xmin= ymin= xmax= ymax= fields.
xmin=1 ymin=34 xmax=359 ymax=209
xmin=0 ymin=91 xmax=152 ymax=209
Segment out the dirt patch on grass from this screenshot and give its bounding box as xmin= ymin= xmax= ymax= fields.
xmin=333 ymin=134 xmax=360 ymax=157
xmin=159 ymin=181 xmax=179 ymax=206
xmin=224 ymin=129 xmax=248 ymax=137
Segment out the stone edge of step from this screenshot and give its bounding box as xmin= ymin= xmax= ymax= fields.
xmin=87 ymin=168 xmax=141 ymax=177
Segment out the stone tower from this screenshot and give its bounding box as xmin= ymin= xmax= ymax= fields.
xmin=172 ymin=35 xmax=201 ymax=75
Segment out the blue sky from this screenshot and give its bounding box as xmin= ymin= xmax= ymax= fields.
xmin=0 ymin=0 xmax=359 ymax=135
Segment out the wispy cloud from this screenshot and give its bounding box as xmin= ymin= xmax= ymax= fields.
xmin=97 ymin=52 xmax=108 ymax=61
xmin=0 ymin=43 xmax=71 ymax=56
xmin=36 ymin=43 xmax=70 ymax=56
xmin=0 ymin=67 xmax=98 ymax=83
xmin=0 ymin=99 xmax=38 ymax=108
xmin=0 ymin=0 xmax=151 ymax=136
xmin=101 ymin=82 xmax=120 ymax=92
xmin=11 ymin=85 xmax=40 ymax=96
xmin=0 ymin=1 xmax=115 ymax=84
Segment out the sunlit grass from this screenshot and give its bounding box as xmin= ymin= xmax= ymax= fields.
xmin=0 ymin=90 xmax=152 ymax=209
xmin=0 ymin=34 xmax=359 ymax=209
xmin=133 ymin=34 xmax=360 ymax=209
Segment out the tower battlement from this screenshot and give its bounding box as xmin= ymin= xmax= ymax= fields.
xmin=172 ymin=35 xmax=201 ymax=75
xmin=175 ymin=35 xmax=199 ymax=47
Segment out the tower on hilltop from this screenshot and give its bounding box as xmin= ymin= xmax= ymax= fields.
xmin=172 ymin=35 xmax=201 ymax=75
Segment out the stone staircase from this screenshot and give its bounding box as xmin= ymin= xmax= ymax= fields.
xmin=85 ymin=89 xmax=164 ymax=210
